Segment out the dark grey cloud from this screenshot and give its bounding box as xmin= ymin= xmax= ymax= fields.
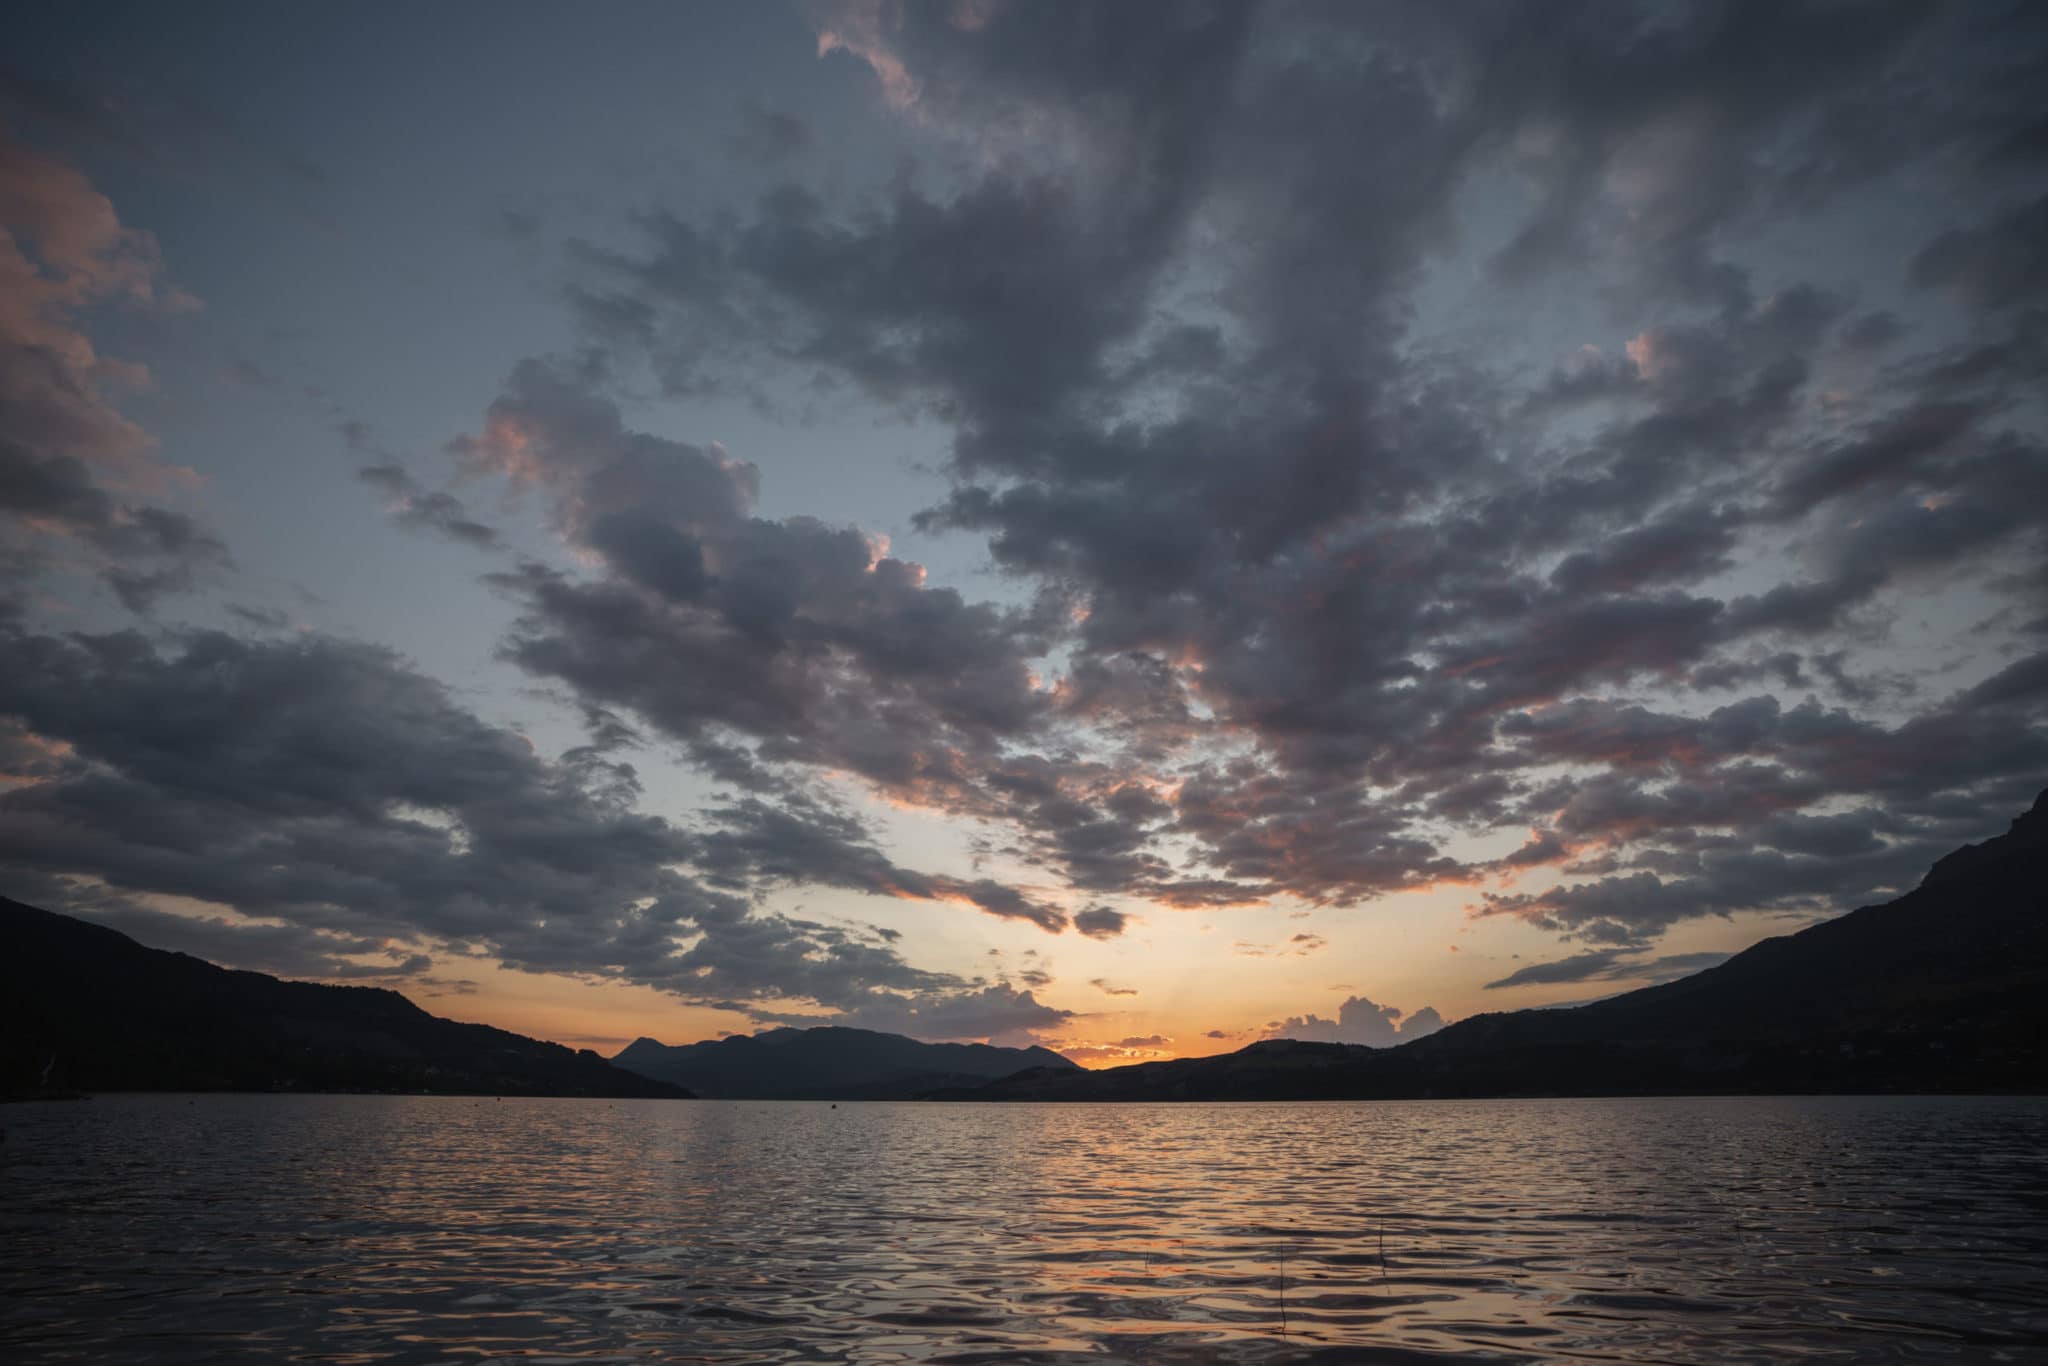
xmin=1462 ymin=1 xmax=1954 ymax=308
xmin=8 ymin=2 xmax=2041 ymax=1023
xmin=428 ymin=0 xmax=2048 ymax=956
xmin=0 ymin=446 xmax=232 ymax=610
xmin=1072 ymin=905 xmax=1127 ymax=940
xmin=1485 ymin=949 xmax=1732 ymax=991
xmin=695 ymin=795 xmax=1068 ymax=933
xmin=357 ymin=462 xmax=500 ymax=548
xmin=0 ymin=624 xmax=697 ymax=965
xmin=1478 ymin=817 xmax=1984 ymax=947
xmin=1911 ymin=192 xmax=2048 ymax=311
xmin=1438 ymin=634 xmax=2041 ymax=947
xmin=226 ymin=603 xmax=290 ymax=630
xmin=457 ymin=361 xmax=1057 ymax=824
xmin=1840 ymin=310 xmax=1904 ymax=354
xmin=750 ymin=984 xmax=1070 ymax=1044
xmin=0 ymin=620 xmax=1062 ymax=1028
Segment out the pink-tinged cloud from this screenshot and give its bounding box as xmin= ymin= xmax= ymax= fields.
xmin=0 ymin=130 xmax=224 ymax=612
xmin=813 ymin=0 xmax=920 ymax=112
xmin=0 ymin=130 xmax=196 ymax=482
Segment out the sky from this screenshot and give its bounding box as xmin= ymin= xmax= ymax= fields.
xmin=1 ymin=1 xmax=2043 ymax=1067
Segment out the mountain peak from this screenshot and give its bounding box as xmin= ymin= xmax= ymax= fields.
xmin=1920 ymin=786 xmax=2048 ymax=887
xmin=612 ymin=1024 xmax=1080 ymax=1098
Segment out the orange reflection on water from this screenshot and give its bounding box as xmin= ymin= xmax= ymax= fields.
xmin=5 ymin=1094 xmax=2043 ymax=1362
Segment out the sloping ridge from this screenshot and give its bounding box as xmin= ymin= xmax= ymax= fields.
xmin=614 ymin=1025 xmax=1080 ymax=1099
xmin=0 ymin=897 xmax=690 ymax=1098
xmin=942 ymin=790 xmax=2048 ymax=1101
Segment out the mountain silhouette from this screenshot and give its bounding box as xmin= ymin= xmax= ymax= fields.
xmin=614 ymin=1026 xmax=1079 ymax=1099
xmin=937 ymin=789 xmax=2048 ymax=1101
xmin=0 ymin=898 xmax=689 ymax=1098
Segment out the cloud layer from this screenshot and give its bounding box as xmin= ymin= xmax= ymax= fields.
xmin=491 ymin=1 xmax=2047 ymax=947
xmin=0 ymin=2 xmax=2044 ymax=1047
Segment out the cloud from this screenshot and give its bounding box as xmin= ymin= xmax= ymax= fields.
xmin=399 ymin=5 xmax=2048 ymax=969
xmin=1473 ymin=679 xmax=2048 ymax=944
xmin=1072 ymin=905 xmax=1127 ymax=939
xmin=49 ymin=890 xmax=429 ymax=982
xmin=0 ymin=619 xmax=1059 ymax=1028
xmin=750 ymin=983 xmax=1070 ymax=1043
xmin=694 ymin=796 xmax=1067 ymax=933
xmin=0 ymin=129 xmax=227 ymax=611
xmin=1088 ymin=977 xmax=1137 ymax=997
xmin=8 ymin=4 xmax=2044 ymax=1038
xmin=457 ymin=360 xmax=1056 ymax=817
xmin=1484 ymin=949 xmax=1733 ymax=991
xmin=1268 ymin=994 xmax=1447 ymax=1048
xmin=1911 ymin=192 xmax=2048 ymax=311
xmin=357 ymin=462 xmax=499 ymax=548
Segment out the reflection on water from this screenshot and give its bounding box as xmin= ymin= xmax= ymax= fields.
xmin=3 ymin=1094 xmax=2045 ymax=1363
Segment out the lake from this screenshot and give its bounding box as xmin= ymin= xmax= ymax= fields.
xmin=3 ymin=1094 xmax=2045 ymax=1362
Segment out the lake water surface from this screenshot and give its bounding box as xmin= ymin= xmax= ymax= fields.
xmin=3 ymin=1094 xmax=2045 ymax=1363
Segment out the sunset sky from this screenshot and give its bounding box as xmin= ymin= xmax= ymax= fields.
xmin=2 ymin=1 xmax=2043 ymax=1066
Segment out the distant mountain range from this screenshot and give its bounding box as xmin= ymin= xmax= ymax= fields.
xmin=0 ymin=898 xmax=688 ymax=1099
xmin=935 ymin=789 xmax=2048 ymax=1101
xmin=613 ymin=1027 xmax=1078 ymax=1099
xmin=7 ymin=790 xmax=2040 ymax=1103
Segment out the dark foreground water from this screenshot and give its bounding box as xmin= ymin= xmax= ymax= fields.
xmin=3 ymin=1095 xmax=2046 ymax=1363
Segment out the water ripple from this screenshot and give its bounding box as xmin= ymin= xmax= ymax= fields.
xmin=3 ymin=1094 xmax=2046 ymax=1363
